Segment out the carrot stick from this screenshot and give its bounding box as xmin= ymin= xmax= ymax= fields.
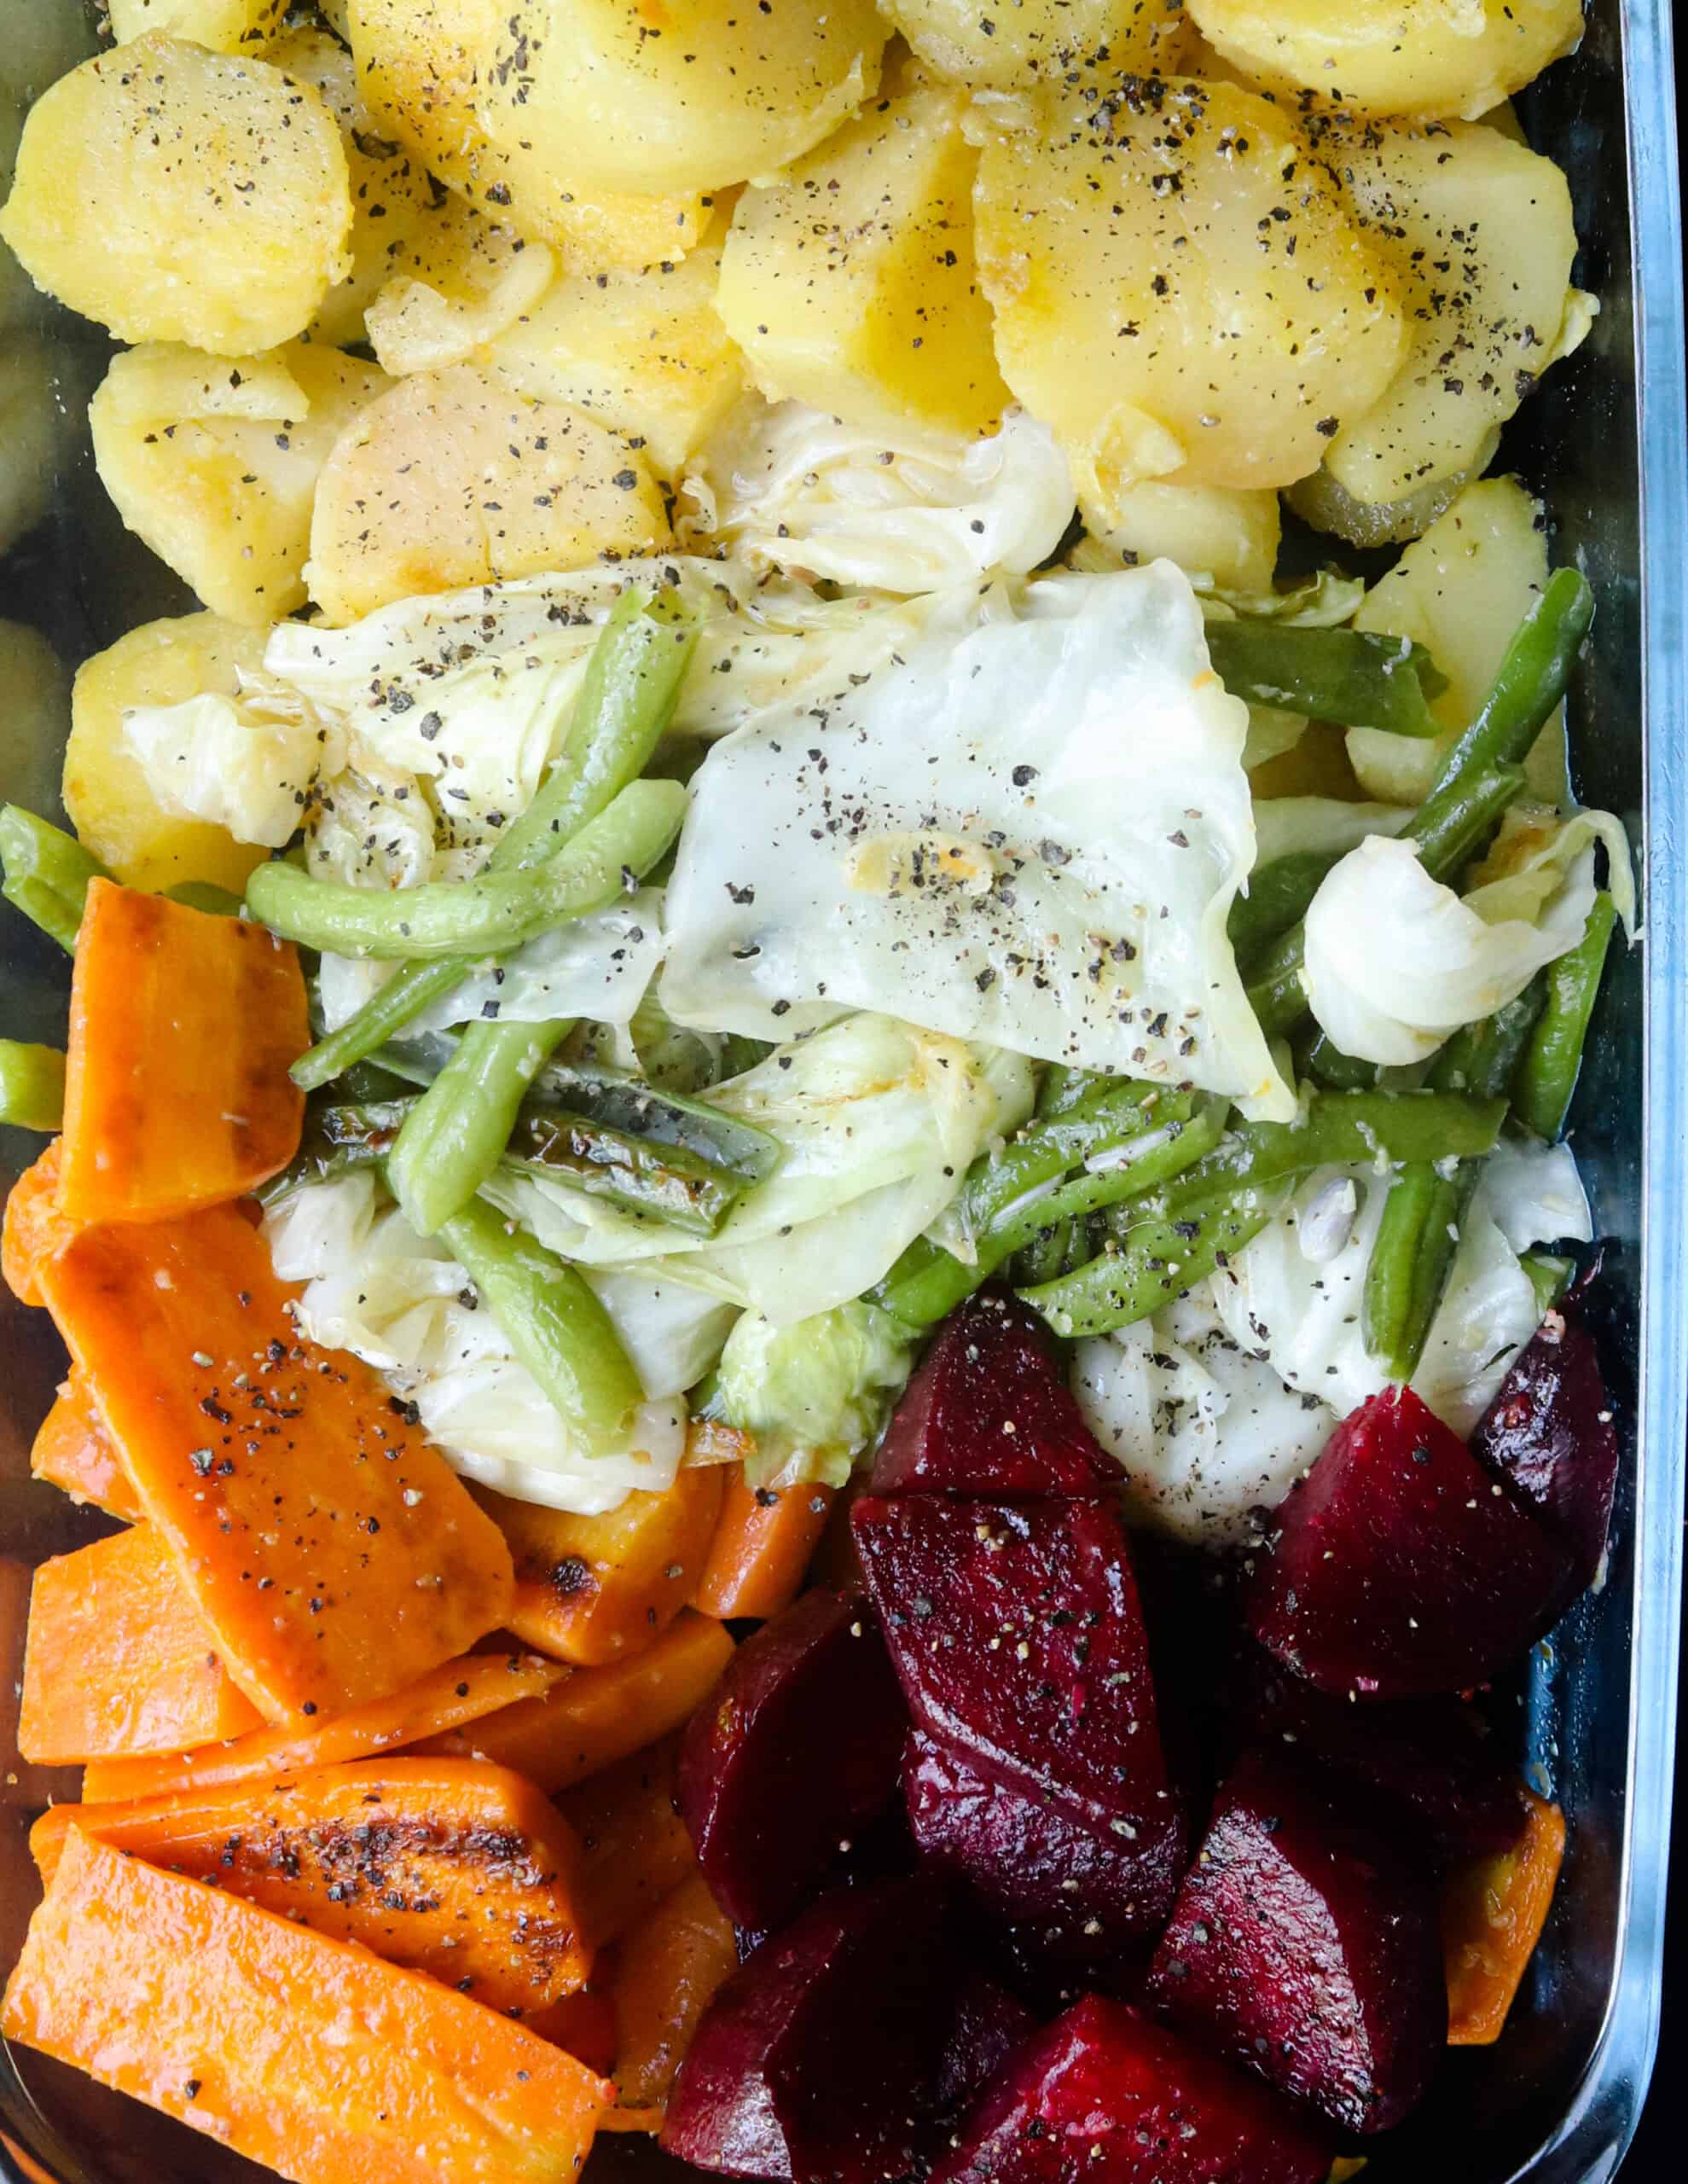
xmin=58 ymin=880 xmax=307 ymax=1222
xmin=79 ymin=1650 xmax=563 ymax=1805
xmin=610 ymin=1872 xmax=739 ymax=2117
xmin=2 ymin=1827 xmax=611 ymax=2184
xmin=558 ymin=1736 xmax=697 ymax=1948
xmin=18 ymin=1526 xmax=264 ymax=1763
xmin=1443 ymin=1786 xmax=1567 ymax=2044
xmin=29 ymin=1374 xmax=142 ymax=1519
xmin=1 ymin=1138 xmax=76 ymax=1307
xmin=692 ymin=1473 xmax=835 ymax=1620
xmin=38 ymin=1201 xmax=514 ymax=1722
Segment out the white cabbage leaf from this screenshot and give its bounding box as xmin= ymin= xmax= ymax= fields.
xmin=1249 ymin=797 xmax=1412 ymax=868
xmin=714 ymin=1299 xmax=915 ymax=1488
xmin=662 ymin=564 xmax=1294 ymax=1118
xmin=677 ymin=396 xmax=1075 ymax=594
xmin=121 ymin=677 xmax=339 ymax=849
xmin=1464 ymin=801 xmax=1638 ymax=938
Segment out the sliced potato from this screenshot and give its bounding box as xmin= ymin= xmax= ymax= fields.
xmin=1316 ymin=119 xmax=1584 ymax=514
xmin=973 ymin=77 xmax=1405 ymax=499
xmin=1284 ymin=427 xmax=1501 ymax=550
xmin=107 ymin=1 xmax=287 ymax=51
xmin=477 ymin=0 xmax=889 ymax=199
xmin=479 ymin=242 xmax=743 ymax=483
xmin=90 ymin=342 xmax=391 ymax=626
xmin=719 ymin=84 xmax=1007 ymax=438
xmin=64 ymin=613 xmax=271 ymax=893
xmin=1184 ymin=0 xmax=1581 ymax=121
xmin=0 ymin=35 xmax=351 ymax=354
xmin=885 ymin=0 xmax=1188 ymax=90
xmin=365 ymin=197 xmax=556 ymax=375
xmin=1082 ymin=476 xmax=1279 ymax=590
xmin=0 ymin=619 xmax=71 ymax=821
xmin=1346 ymin=476 xmax=1568 ymax=808
xmin=306 ymin=363 xmax=670 ymax=624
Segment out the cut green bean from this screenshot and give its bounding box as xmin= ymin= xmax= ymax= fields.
xmin=0 ymin=806 xmax=109 ymax=952
xmin=437 ymin=1197 xmax=644 ymax=1454
xmin=1228 ymin=850 xmax=1346 ymax=965
xmin=1013 ymin=1214 xmax=1087 ymax=1287
xmin=1403 ymin=762 xmax=1530 ymax=886
xmin=1361 ymin=1159 xmax=1478 ymax=1382
xmin=1301 ymin=1032 xmax=1381 ymax=1092
xmin=163 ymin=881 xmax=245 ymax=917
xmin=289 ymin=593 xmax=695 ymax=1089
xmin=0 ymin=1039 xmax=67 ymax=1130
xmin=255 ymin=1097 xmax=409 ymax=1204
xmin=387 ymin=1015 xmax=577 ymax=1236
xmin=1206 ymin=622 xmax=1446 ymax=736
xmin=1020 ymin=1182 xmax=1288 ymax=1339
xmin=1426 ymin=978 xmax=1548 ymax=1100
xmin=1513 ymin=892 xmax=1618 ymax=1141
xmin=249 ymin=777 xmax=686 ymax=961
xmin=502 ymin=1105 xmax=745 ymax=1234
xmin=532 ymin=1061 xmax=781 ymax=1182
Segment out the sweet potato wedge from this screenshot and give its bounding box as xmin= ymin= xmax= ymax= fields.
xmin=31 ymin=1757 xmax=591 ymax=2017
xmin=477 ymin=1467 xmax=725 ymax=1666
xmin=559 ymin=1737 xmax=698 ymax=1950
xmin=58 ymin=880 xmax=308 ymax=1222
xmin=692 ymin=1475 xmax=836 ymax=1622
xmin=1 ymin=1137 xmax=75 ymax=1307
xmin=1 ymin=1828 xmax=611 ymax=2184
xmin=422 ymin=1611 xmax=735 ymax=1797
xmin=79 ymin=1649 xmax=563 ymax=1805
xmin=612 ymin=1873 xmax=740 ymax=2115
xmin=29 ymin=1374 xmax=142 ymax=1519
xmin=1442 ymin=1786 xmax=1566 ymax=2045
xmin=38 ymin=1201 xmax=514 ymax=1721
xmin=18 ymin=1525 xmax=264 ymax=1764
xmin=532 ymin=1980 xmax=620 ymax=2074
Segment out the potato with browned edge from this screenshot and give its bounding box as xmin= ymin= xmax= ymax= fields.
xmin=885 ymin=0 xmax=1189 ymax=90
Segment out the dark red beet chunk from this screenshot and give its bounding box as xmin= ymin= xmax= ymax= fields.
xmin=1146 ymin=1751 xmax=1446 ymax=2136
xmin=662 ymin=1879 xmax=1025 ymax=2183
xmin=868 ymin=1289 xmax=1119 ymax=1498
xmin=1242 ymin=1386 xmax=1577 ymax=1698
xmin=931 ymin=1995 xmax=1331 ymax=2184
xmin=679 ymin=1588 xmax=906 ymax=1932
xmin=1472 ymin=1304 xmax=1619 ymax=1589
xmin=852 ymin=1493 xmax=1186 ymax=1910
xmin=904 ymin=1731 xmax=1184 ymax=1960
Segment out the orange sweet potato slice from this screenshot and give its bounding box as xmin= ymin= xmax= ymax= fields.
xmin=1443 ymin=1786 xmax=1567 ymax=2044
xmin=18 ymin=1525 xmax=264 ymax=1764
xmin=612 ymin=1872 xmax=740 ymax=2117
xmin=79 ymin=1650 xmax=562 ymax=1805
xmin=38 ymin=1201 xmax=513 ymax=1722
xmin=1 ymin=1827 xmax=611 ymax=2184
xmin=691 ymin=1473 xmax=835 ymax=1621
xmin=29 ymin=1374 xmax=142 ymax=1519
xmin=559 ymin=1736 xmax=697 ymax=1949
xmin=31 ymin=1757 xmax=592 ymax=2016
xmin=1 ymin=1139 xmax=76 ymax=1308
xmin=58 ymin=880 xmax=308 ymax=1223
xmin=477 ymin=1466 xmax=725 ymax=1667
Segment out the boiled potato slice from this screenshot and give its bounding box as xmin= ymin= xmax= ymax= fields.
xmin=1082 ymin=476 xmax=1279 ymax=590
xmin=479 ymin=242 xmax=743 ymax=482
xmin=365 ymin=197 xmax=557 ymax=375
xmin=1184 ymin=0 xmax=1581 ymax=121
xmin=306 ymin=363 xmax=670 ymax=624
xmin=0 ymin=620 xmax=71 ymax=821
xmin=108 ymin=2 xmax=287 ymax=51
xmin=973 ymin=77 xmax=1404 ymax=500
xmin=90 ymin=342 xmax=391 ymax=626
xmin=1284 ymin=427 xmax=1501 ymax=549
xmin=64 ymin=613 xmax=271 ymax=893
xmin=477 ymin=0 xmax=889 ymax=199
xmin=0 ymin=35 xmax=351 ymax=354
xmin=346 ymin=0 xmax=711 ymax=263
xmin=1316 ymin=119 xmax=1584 ymax=514
xmin=1346 ymin=476 xmax=1568 ymax=809
xmin=719 ymin=84 xmax=1007 ymax=439
xmin=885 ymin=0 xmax=1188 ymax=90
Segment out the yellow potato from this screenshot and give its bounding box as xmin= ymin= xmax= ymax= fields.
xmin=480 ymin=242 xmax=744 ymax=482
xmin=306 ymin=363 xmax=670 ymax=624
xmin=1082 ymin=476 xmax=1279 ymax=590
xmin=973 ymin=76 xmax=1404 ymax=500
xmin=64 ymin=613 xmax=272 ymax=893
xmin=262 ymin=26 xmax=441 ymax=348
xmin=107 ymin=1 xmax=287 ymax=51
xmin=885 ymin=0 xmax=1188 ymax=90
xmin=1284 ymin=429 xmax=1502 ymax=550
xmin=1317 ymin=119 xmax=1585 ymax=513
xmin=366 ymin=197 xmax=557 ymax=375
xmin=1184 ymin=0 xmax=1582 ymax=121
xmin=476 ymin=0 xmax=889 ymax=199
xmin=90 ymin=342 xmax=391 ymax=626
xmin=346 ymin=0 xmax=711 ymax=264
xmin=0 ymin=35 xmax=351 ymax=354
xmin=719 ymin=84 xmax=1007 ymax=438
xmin=0 ymin=619 xmax=71 ymax=821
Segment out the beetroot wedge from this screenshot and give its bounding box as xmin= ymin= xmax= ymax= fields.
xmin=904 ymin=1731 xmax=1183 ymax=1960
xmin=1472 ymin=1303 xmax=1619 ymax=1589
xmin=931 ymin=1995 xmax=1331 ymax=2184
xmin=1146 ymin=1751 xmax=1446 ymax=2136
xmin=868 ymin=1289 xmax=1119 ymax=1498
xmin=1243 ymin=1386 xmax=1577 ymax=1698
xmin=852 ymin=1492 xmax=1186 ymax=1919
xmin=680 ymin=1587 xmax=906 ymax=1931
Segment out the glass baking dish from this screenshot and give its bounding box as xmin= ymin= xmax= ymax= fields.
xmin=0 ymin=2 xmax=1682 ymax=2179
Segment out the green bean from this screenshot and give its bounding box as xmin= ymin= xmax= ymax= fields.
xmin=1513 ymin=892 xmax=1618 ymax=1141
xmin=1402 ymin=762 xmax=1531 ymax=886
xmin=502 ymin=1105 xmax=745 ymax=1234
xmin=1013 ymin=1215 xmax=1087 ymax=1287
xmin=1228 ymin=851 xmax=1346 ymax=964
xmin=1020 ymin=1182 xmax=1289 ymax=1339
xmin=1301 ymin=1033 xmax=1381 ymax=1092
xmin=289 ymin=592 xmax=695 ymax=1089
xmin=1426 ymin=978 xmax=1548 ymax=1100
xmin=1361 ymin=1159 xmax=1478 ymax=1381
xmin=0 ymin=1039 xmax=67 ymax=1130
xmin=249 ymin=777 xmax=686 ymax=961
xmin=1422 ymin=567 xmax=1595 ymax=798
xmin=0 ymin=806 xmax=108 ymax=952
xmin=164 ymin=881 xmax=245 ymax=916
xmin=1205 ymin=621 xmax=1446 ymax=736
xmin=436 ymin=1197 xmax=644 ymax=1454
xmin=1520 ymin=1252 xmax=1575 ymax=1318
xmin=387 ymin=1015 xmax=576 ymax=1235
xmin=254 ymin=1097 xmax=409 ymax=1204
xmin=532 ymin=1060 xmax=781 ymax=1182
